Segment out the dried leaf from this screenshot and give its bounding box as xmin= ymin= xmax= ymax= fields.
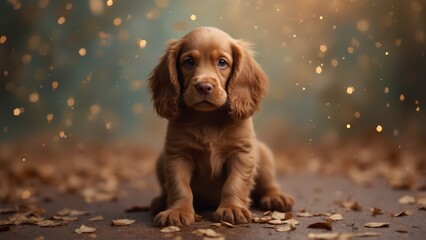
xmin=340 ymin=201 xmax=362 ymax=211
xmin=271 ymin=211 xmax=286 ymax=220
xmin=160 ymin=226 xmax=180 ymax=233
xmin=112 ymin=219 xmax=136 ymax=226
xmin=276 ymin=224 xmax=296 ymax=232
xmin=192 ymin=228 xmax=222 ymax=238
xmin=8 ymin=213 xmax=28 ymax=224
xmin=398 ymin=195 xmax=415 ymax=205
xmin=417 ymin=197 xmax=426 ymax=207
xmin=75 ymin=224 xmax=96 ymax=234
xmin=308 ymin=221 xmax=333 ymax=230
xmin=353 ymin=232 xmax=382 ymax=237
xmin=33 ymin=236 xmax=45 ymax=240
xmin=268 ymin=219 xmax=285 ymax=225
xmin=313 ymin=212 xmax=331 ymax=217
xmin=253 ymin=215 xmax=272 ymax=223
xmin=283 ymin=219 xmax=300 ymax=226
xmin=364 ymin=222 xmax=390 ymax=228
xmin=370 ymin=207 xmax=383 ymax=216
xmin=220 ymin=220 xmax=235 ymax=228
xmin=395 ymin=229 xmax=408 ymax=233
xmin=391 ymin=210 xmax=412 ymax=217
xmin=327 ymin=214 xmax=343 ymax=221
xmin=296 ymin=212 xmax=313 ymax=217
xmin=56 ymin=208 xmax=70 ymax=216
xmin=308 ymin=232 xmax=339 ymax=239
xmin=195 ymin=214 xmax=203 ymax=222
xmin=125 ymin=205 xmax=150 ymax=213
xmin=69 ymin=210 xmax=89 ymax=216
xmin=52 ymin=215 xmax=78 ymax=221
xmin=37 ymin=220 xmax=61 ymax=227
xmin=88 ymin=216 xmax=104 ymax=221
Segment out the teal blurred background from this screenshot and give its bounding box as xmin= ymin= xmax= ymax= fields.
xmin=0 ymin=0 xmax=425 ymax=148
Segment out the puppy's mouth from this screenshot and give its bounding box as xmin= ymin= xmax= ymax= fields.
xmin=191 ymin=100 xmax=221 ymax=112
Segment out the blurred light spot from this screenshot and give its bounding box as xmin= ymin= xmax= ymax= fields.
xmin=79 ymin=48 xmax=86 ymax=56
xmin=354 ymin=111 xmax=361 ymax=118
xmin=29 ymin=92 xmax=39 ymax=103
xmin=57 ymin=16 xmax=65 ymax=25
xmin=386 ymin=103 xmax=390 ymax=108
xmin=46 ymin=113 xmax=53 ymax=122
xmin=113 ymin=17 xmax=122 ymax=26
xmin=346 ymin=86 xmax=355 ymax=95
xmin=4 ymin=70 xmax=9 ymax=76
xmin=0 ymin=35 xmax=7 ymax=44
xmin=190 ymin=14 xmax=197 ymax=21
xmin=145 ymin=8 xmax=160 ymax=20
xmin=376 ymin=125 xmax=383 ymax=133
xmin=118 ymin=29 xmax=129 ymax=42
xmin=393 ymin=129 xmax=399 ymax=136
xmin=400 ymin=94 xmax=405 ymax=101
xmin=65 ymin=118 xmax=73 ymax=127
xmin=319 ymin=44 xmax=327 ymax=53
xmin=356 ymin=19 xmax=369 ymax=32
xmin=59 ymin=131 xmax=66 ymax=138
xmin=375 ymin=42 xmax=382 ymax=48
xmin=385 ymin=51 xmax=389 ymax=56
xmin=90 ymin=104 xmax=101 ymax=116
xmin=347 ymin=47 xmax=354 ymax=54
xmin=22 ymin=54 xmax=32 ymax=65
xmin=10 ymin=1 xmax=22 ymax=9
xmin=415 ymin=100 xmax=419 ymax=105
xmin=416 ymin=106 xmax=420 ymax=112
xmin=13 ymin=108 xmax=21 ymax=116
xmin=346 ymin=124 xmax=351 ymax=129
xmin=21 ymin=190 xmax=31 ymax=200
xmin=89 ymin=0 xmax=104 ymax=15
xmin=28 ymin=35 xmax=42 ymax=50
xmin=133 ymin=103 xmax=144 ymax=114
xmin=38 ymin=0 xmax=49 ymax=8
xmin=395 ymin=39 xmax=402 ymax=47
xmin=138 ymin=39 xmax=147 ymax=49
xmin=331 ymin=58 xmax=338 ymax=67
xmin=384 ymin=87 xmax=389 ymax=94
xmin=67 ymin=97 xmax=75 ymax=107
xmin=155 ymin=0 xmax=169 ymax=8
xmin=52 ymin=80 xmax=59 ymax=90
xmin=106 ymin=0 xmax=113 ymax=7
xmin=105 ymin=121 xmax=113 ymax=130
xmin=65 ymin=3 xmax=72 ymax=10
xmin=412 ymin=1 xmax=423 ymax=13
xmin=315 ymin=66 xmax=322 ymax=74
xmin=319 ymin=16 xmax=324 ymax=20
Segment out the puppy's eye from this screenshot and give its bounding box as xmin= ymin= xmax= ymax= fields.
xmin=183 ymin=57 xmax=195 ymax=68
xmin=217 ymin=58 xmax=228 ymax=68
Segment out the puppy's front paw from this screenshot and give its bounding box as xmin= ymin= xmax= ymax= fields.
xmin=154 ymin=208 xmax=195 ymax=227
xmin=214 ymin=206 xmax=252 ymax=224
xmin=260 ymin=191 xmax=294 ymax=212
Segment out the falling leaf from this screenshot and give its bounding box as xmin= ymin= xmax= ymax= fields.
xmin=308 ymin=221 xmax=333 ymax=230
xmin=370 ymin=207 xmax=384 ymax=216
xmin=160 ymin=226 xmax=180 ymax=233
xmin=192 ymin=228 xmax=222 ymax=238
xmin=364 ymin=222 xmax=390 ymax=228
xmin=398 ymin=195 xmax=415 ymax=205
xmin=37 ymin=220 xmax=62 ymax=227
xmin=125 ymin=205 xmax=150 ymax=213
xmin=75 ymin=224 xmax=96 ymax=234
xmin=308 ymin=232 xmax=339 ymax=239
xmin=391 ymin=210 xmax=412 ymax=217
xmin=88 ymin=216 xmax=104 ymax=221
xmin=276 ymin=224 xmax=296 ymax=232
xmin=327 ymin=214 xmax=343 ymax=221
xmin=112 ymin=219 xmax=136 ymax=226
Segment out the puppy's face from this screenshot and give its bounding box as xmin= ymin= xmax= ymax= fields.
xmin=178 ymin=30 xmax=233 ymax=112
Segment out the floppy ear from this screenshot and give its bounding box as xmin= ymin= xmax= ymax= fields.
xmin=228 ymin=40 xmax=268 ymax=120
xmin=148 ymin=40 xmax=182 ymax=120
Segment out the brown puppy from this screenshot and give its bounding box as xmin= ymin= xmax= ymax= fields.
xmin=148 ymin=27 xmax=294 ymax=227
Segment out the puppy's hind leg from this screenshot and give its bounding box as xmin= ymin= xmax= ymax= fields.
xmin=253 ymin=141 xmax=294 ymax=212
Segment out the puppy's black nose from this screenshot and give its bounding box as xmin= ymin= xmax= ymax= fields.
xmin=195 ymin=82 xmax=213 ymax=95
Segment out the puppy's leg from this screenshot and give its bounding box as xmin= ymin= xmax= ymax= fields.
xmin=150 ymin=154 xmax=167 ymax=215
xmin=254 ymin=141 xmax=294 ymax=212
xmin=214 ymin=152 xmax=255 ymax=224
xmin=153 ymin=156 xmax=195 ymax=227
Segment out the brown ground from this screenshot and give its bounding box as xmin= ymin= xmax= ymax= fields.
xmin=0 ymin=138 xmax=425 ymax=240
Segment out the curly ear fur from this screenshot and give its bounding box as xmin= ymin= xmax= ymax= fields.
xmin=228 ymin=40 xmax=268 ymax=120
xmin=148 ymin=40 xmax=182 ymax=120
